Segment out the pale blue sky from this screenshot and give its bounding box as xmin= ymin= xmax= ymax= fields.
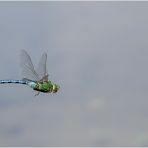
xmin=0 ymin=1 xmax=148 ymax=146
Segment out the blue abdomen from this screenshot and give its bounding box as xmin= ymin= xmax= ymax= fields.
xmin=0 ymin=80 xmax=28 ymax=85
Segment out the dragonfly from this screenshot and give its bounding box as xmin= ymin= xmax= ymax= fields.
xmin=0 ymin=50 xmax=60 ymax=96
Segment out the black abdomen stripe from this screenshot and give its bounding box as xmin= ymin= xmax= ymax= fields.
xmin=0 ymin=80 xmax=28 ymax=85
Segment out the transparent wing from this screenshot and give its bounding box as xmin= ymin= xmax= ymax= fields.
xmin=36 ymin=52 xmax=49 ymax=81
xmin=20 ymin=50 xmax=40 ymax=81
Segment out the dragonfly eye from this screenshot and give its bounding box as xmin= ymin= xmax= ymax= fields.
xmin=52 ymin=84 xmax=60 ymax=93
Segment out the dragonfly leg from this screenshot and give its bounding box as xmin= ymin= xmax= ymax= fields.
xmin=35 ymin=91 xmax=40 ymax=96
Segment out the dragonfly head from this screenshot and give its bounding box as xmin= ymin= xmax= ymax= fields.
xmin=52 ymin=84 xmax=60 ymax=93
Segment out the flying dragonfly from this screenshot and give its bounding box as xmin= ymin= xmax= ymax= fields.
xmin=0 ymin=50 xmax=60 ymax=96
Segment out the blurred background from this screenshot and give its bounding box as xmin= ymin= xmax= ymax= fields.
xmin=0 ymin=1 xmax=148 ymax=146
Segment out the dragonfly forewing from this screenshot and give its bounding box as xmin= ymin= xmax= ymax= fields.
xmin=36 ymin=52 xmax=48 ymax=81
xmin=20 ymin=50 xmax=49 ymax=82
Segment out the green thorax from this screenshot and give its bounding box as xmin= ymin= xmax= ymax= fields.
xmin=34 ymin=81 xmax=53 ymax=92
